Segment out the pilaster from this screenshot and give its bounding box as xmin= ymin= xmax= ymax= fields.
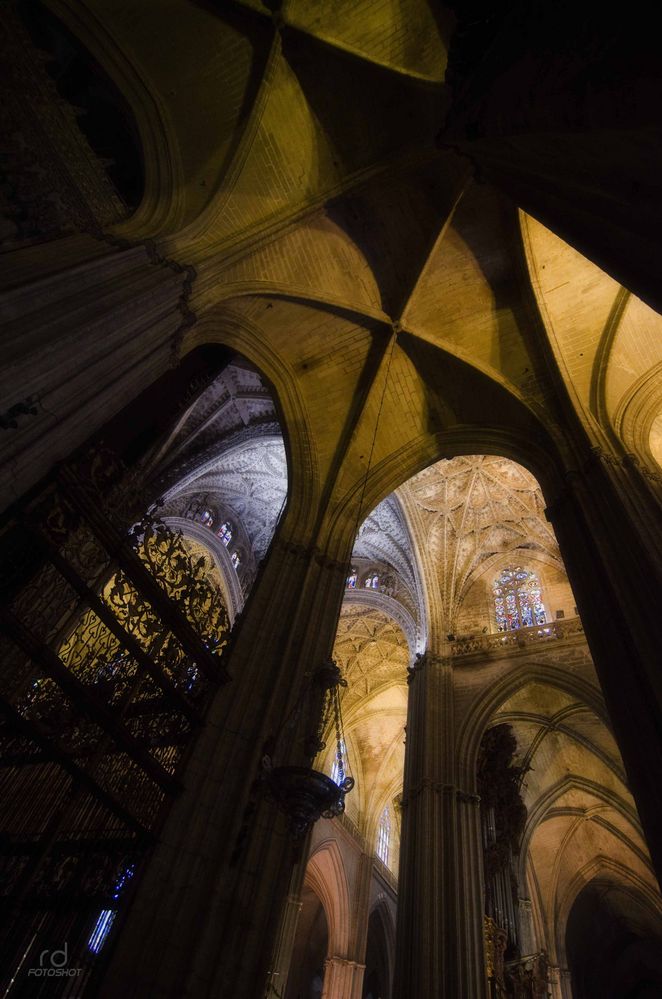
xmin=517 ymin=897 xmax=535 ymax=957
xmin=349 ymin=852 xmax=373 ymax=971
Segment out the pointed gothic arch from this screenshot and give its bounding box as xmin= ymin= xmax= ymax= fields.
xmin=305 ymin=840 xmax=352 ymax=959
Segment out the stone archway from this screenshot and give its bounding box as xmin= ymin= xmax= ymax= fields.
xmin=565 ymin=876 xmax=662 ymax=999
xmin=363 ymin=903 xmax=394 ymax=999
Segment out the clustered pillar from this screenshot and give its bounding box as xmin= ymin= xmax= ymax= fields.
xmin=393 ymin=653 xmax=487 ymax=999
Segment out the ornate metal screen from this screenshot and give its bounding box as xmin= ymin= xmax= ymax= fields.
xmin=0 ymin=447 xmax=230 ymax=995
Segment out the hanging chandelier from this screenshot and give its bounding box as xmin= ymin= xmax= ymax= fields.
xmin=262 ymin=334 xmax=397 ymax=837
xmin=262 ymin=659 xmax=354 ymax=837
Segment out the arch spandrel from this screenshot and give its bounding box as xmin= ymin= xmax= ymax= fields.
xmin=49 ymin=0 xmax=275 ymax=238
xmin=601 ymin=294 xmax=662 ymax=466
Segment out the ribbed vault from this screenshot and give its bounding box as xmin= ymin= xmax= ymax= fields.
xmin=490 ymin=680 xmax=660 ymax=967
xmin=396 ymin=454 xmax=564 ymax=641
xmin=34 ymin=0 xmax=662 ymax=516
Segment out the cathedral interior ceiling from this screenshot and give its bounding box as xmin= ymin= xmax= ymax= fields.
xmin=326 ymin=601 xmax=408 ymax=845
xmin=69 ymin=0 xmax=662 ymax=506
xmin=2 ymin=1 xmax=662 ymax=989
xmin=324 ymin=452 xmax=579 ymax=854
xmin=397 ymin=454 xmax=563 ymax=637
xmin=152 ymin=363 xmax=288 ymax=579
xmin=149 ymin=361 xmax=279 ymax=485
xmin=15 ymin=0 xmax=662 ymax=541
xmin=166 ymin=436 xmax=288 ymax=561
xmin=522 ymin=213 xmax=662 ymax=464
xmin=164 ymin=409 xmax=604 ymax=856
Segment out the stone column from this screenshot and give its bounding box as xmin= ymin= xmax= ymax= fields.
xmin=267 ymin=894 xmax=303 ymax=998
xmin=547 ymin=450 xmax=662 ymax=885
xmin=393 ymin=653 xmax=487 ymax=999
xmin=99 ymin=530 xmax=350 ymax=999
xmin=559 ymin=966 xmax=573 ymax=999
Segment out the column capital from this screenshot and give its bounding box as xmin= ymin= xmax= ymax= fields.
xmin=324 ymin=957 xmax=366 ymax=970
xmin=406 ymin=651 xmax=425 ymax=684
xmin=322 ymin=956 xmax=366 ymax=999
xmin=400 ymin=778 xmax=480 ymax=808
xmin=406 ymin=649 xmax=454 ymax=683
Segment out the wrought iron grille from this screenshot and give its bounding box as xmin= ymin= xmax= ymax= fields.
xmin=0 ymin=446 xmax=230 ymax=996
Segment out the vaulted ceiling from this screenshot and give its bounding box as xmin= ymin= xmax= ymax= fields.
xmin=52 ymin=0 xmax=662 ymax=906
xmin=398 ymin=454 xmax=561 ymax=638
xmin=492 ymin=679 xmax=661 ymax=968
xmin=51 ymin=0 xmax=662 ymax=554
xmin=152 ymin=361 xmax=287 ymax=589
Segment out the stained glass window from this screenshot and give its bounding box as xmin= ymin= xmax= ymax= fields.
xmin=364 ymin=574 xmax=379 ymax=589
xmin=493 ymin=566 xmax=546 ymax=631
xmin=87 ymin=864 xmax=135 ymax=954
xmin=376 ymin=807 xmax=390 ymax=865
xmin=217 ymin=521 xmax=233 ymax=546
xmin=347 ymin=569 xmax=357 ymax=588
xmin=199 ymin=509 xmax=214 ymax=527
xmin=231 ymin=551 xmax=240 ymax=569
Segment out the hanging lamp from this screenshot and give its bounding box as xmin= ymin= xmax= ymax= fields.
xmin=262 ymin=659 xmax=354 ymax=837
xmin=261 ymin=334 xmax=397 ymax=837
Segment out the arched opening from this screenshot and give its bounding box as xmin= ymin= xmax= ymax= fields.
xmin=284 ymin=885 xmax=329 ymax=999
xmin=566 ymin=879 xmax=662 ymax=999
xmin=2 ymin=0 xmax=147 ymax=251
xmin=363 ymin=906 xmax=393 ymax=999
xmin=465 ymin=670 xmax=661 ymax=998
xmin=0 ymin=348 xmax=289 ymax=989
xmin=311 ymin=451 xmax=580 ymax=901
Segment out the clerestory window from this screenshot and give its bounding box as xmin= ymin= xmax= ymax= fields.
xmin=493 ymin=566 xmax=546 ymax=631
xmin=376 ymin=806 xmax=390 ymax=865
xmin=217 ymin=521 xmax=233 ymax=546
